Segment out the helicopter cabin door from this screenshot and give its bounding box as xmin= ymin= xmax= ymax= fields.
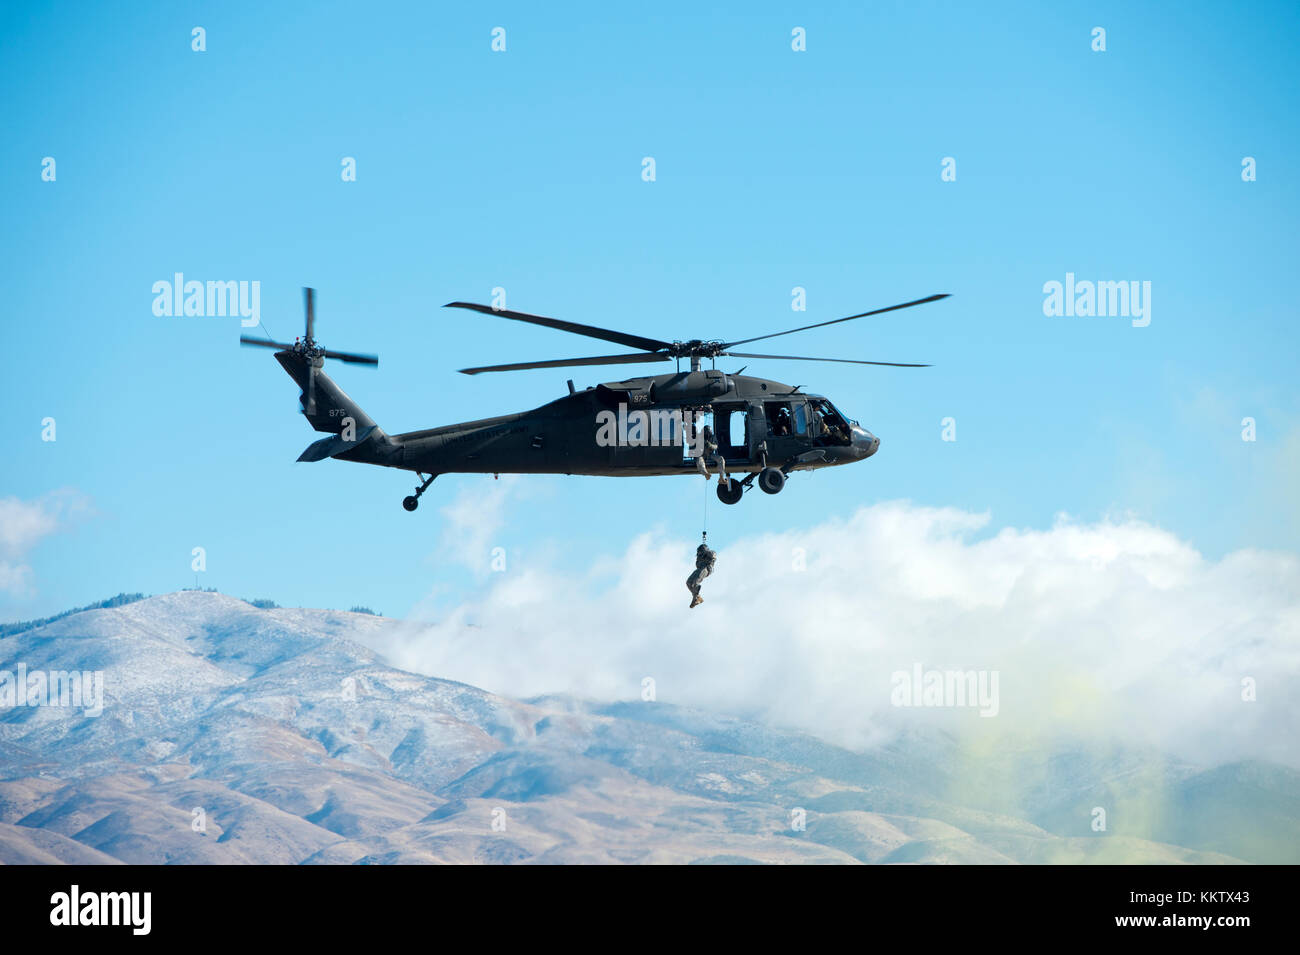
xmin=710 ymin=402 xmax=750 ymax=467
xmin=760 ymin=397 xmax=809 ymax=464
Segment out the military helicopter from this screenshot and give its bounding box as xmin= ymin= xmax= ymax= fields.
xmin=240 ymin=288 xmax=946 ymax=511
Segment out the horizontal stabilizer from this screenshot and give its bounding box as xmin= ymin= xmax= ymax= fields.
xmin=297 ymin=425 xmax=379 ymax=462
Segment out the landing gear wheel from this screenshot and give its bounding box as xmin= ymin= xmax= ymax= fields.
xmin=716 ymin=480 xmax=743 ymax=505
xmin=758 ymin=467 xmax=786 ymax=495
xmin=401 ymin=473 xmax=437 ymax=513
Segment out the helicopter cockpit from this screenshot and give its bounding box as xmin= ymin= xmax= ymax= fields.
xmin=810 ymin=398 xmax=853 ymax=446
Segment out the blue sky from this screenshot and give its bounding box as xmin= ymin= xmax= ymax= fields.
xmin=3 ymin=0 xmax=1298 ymax=620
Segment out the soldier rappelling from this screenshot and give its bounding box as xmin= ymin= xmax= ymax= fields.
xmin=686 ymin=533 xmax=716 ymax=609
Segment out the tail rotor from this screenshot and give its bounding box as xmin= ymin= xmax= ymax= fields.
xmin=239 ymin=287 xmax=378 ymax=419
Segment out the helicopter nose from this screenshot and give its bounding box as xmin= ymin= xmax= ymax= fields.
xmin=851 ymin=426 xmax=880 ymax=457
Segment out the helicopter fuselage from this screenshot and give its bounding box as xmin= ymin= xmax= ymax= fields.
xmin=382 ymin=371 xmax=879 ymax=478
xmin=250 ymin=287 xmax=938 ymax=510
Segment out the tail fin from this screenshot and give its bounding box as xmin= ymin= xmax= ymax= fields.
xmin=275 ymin=351 xmax=376 ymax=434
xmin=240 ymin=287 xmax=403 ymax=467
xmin=275 ymin=352 xmax=401 ymax=466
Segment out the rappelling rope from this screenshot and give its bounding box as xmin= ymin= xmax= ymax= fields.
xmin=700 ymin=410 xmax=709 ymax=538
xmin=702 ymin=472 xmax=709 ymax=537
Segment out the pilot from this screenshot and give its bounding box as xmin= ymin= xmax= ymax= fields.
xmin=687 ymin=537 xmax=716 ymax=609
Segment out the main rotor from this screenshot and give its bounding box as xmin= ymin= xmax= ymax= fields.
xmin=444 ymin=294 xmax=947 ymax=376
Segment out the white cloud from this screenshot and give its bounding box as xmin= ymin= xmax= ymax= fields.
xmin=0 ymin=490 xmax=91 ymax=595
xmin=366 ymin=499 xmax=1300 ymax=769
xmin=433 ymin=474 xmax=525 ymax=576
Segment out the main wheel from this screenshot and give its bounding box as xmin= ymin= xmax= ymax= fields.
xmin=716 ymin=479 xmax=743 ymax=505
xmin=758 ymin=467 xmax=786 ymax=495
xmin=402 ymin=495 xmax=419 ymax=512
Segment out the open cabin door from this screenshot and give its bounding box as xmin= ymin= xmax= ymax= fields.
xmin=678 ymin=409 xmax=711 ymax=466
xmin=710 ymin=402 xmax=750 ymax=466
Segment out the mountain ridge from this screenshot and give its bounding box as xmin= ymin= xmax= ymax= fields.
xmin=0 ymin=592 xmax=1288 ymax=864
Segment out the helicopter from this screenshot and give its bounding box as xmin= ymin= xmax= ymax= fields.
xmin=239 ymin=288 xmax=947 ymax=511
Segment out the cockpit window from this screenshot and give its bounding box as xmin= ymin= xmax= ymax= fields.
xmin=812 ymin=398 xmax=851 ymax=446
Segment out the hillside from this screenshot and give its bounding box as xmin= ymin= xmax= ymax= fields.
xmin=0 ymin=592 xmax=1286 ymax=864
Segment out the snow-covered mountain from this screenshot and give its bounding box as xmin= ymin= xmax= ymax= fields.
xmin=0 ymin=592 xmax=1291 ymax=864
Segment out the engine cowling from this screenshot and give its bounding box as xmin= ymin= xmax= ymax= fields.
xmin=649 ymin=370 xmax=734 ymax=402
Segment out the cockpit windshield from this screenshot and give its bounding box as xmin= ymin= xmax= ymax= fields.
xmin=811 ymin=398 xmax=852 ymax=446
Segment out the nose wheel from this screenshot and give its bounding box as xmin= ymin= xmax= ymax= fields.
xmin=402 ymin=473 xmax=436 ymax=511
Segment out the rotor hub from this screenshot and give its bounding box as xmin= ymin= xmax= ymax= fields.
xmin=668 ymin=340 xmax=726 ymax=359
xmin=292 ymin=338 xmax=326 ymax=361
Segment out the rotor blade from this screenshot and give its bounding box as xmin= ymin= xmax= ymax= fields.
xmin=322 ymin=349 xmax=379 ymax=366
xmin=459 ymin=352 xmax=671 ymax=376
xmin=445 ymin=302 xmax=673 ymax=353
xmin=305 ymin=364 xmax=316 ymax=416
xmin=305 ymin=287 xmax=315 ymax=341
xmin=240 ymin=336 xmax=293 ymax=350
xmin=725 ymin=351 xmax=930 ymax=367
xmin=723 ymin=294 xmax=949 ymax=349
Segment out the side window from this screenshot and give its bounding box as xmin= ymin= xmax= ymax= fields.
xmin=765 ymin=402 xmax=793 ymax=436
xmin=727 ymin=409 xmax=746 ymax=451
xmin=793 ymin=402 xmax=809 ymax=435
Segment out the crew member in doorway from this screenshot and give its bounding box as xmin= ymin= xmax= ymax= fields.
xmin=694 ymin=424 xmax=730 ymax=488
